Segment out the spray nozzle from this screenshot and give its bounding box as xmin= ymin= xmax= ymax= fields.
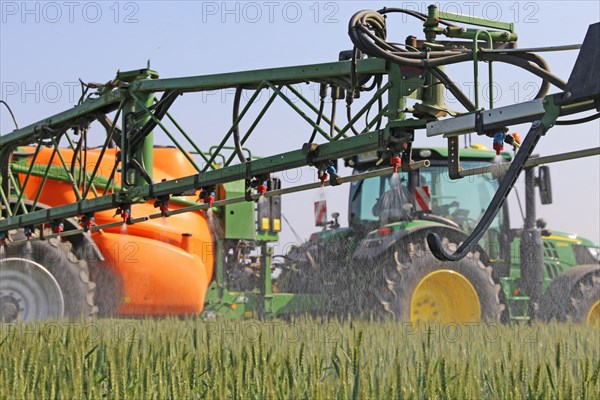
xmin=205 ymin=193 xmax=215 ymax=208
xmin=199 ymin=186 xmax=217 ymax=208
xmin=0 ymin=232 xmax=7 ymax=246
xmin=51 ymin=221 xmax=64 ymax=236
xmin=154 ymin=195 xmax=170 ymax=218
xmin=253 ymin=176 xmax=269 ymax=196
xmin=81 ymin=213 xmax=96 ymax=232
xmin=390 ymin=156 xmax=402 ymax=173
xmin=317 ymin=162 xmax=340 ymax=186
xmin=115 ymin=206 xmax=132 ymax=224
xmin=256 ymin=183 xmax=267 ymax=196
xmin=318 ymin=169 xmax=329 ymax=186
xmin=23 ymin=226 xmax=33 ymax=240
xmin=492 ymin=131 xmax=506 ymax=155
xmin=245 ymin=175 xmax=269 ymax=201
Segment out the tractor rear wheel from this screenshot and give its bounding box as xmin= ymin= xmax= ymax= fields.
xmin=539 ymin=266 xmax=600 ymax=327
xmin=570 ymin=271 xmax=600 ymax=327
xmin=372 ymin=235 xmax=503 ymax=323
xmin=0 ymin=238 xmax=97 ymax=322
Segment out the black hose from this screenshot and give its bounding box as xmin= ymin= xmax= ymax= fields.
xmin=377 ymin=7 xmax=459 ymax=28
xmin=348 ymin=9 xmax=567 ymax=94
xmin=430 ymin=67 xmax=476 ymax=111
xmin=330 ymin=98 xmax=337 ymax=138
xmin=503 ymin=52 xmax=552 ymax=98
xmin=484 ymin=53 xmax=566 ymax=91
xmin=346 ymin=102 xmax=360 ymax=136
xmin=0 ymin=100 xmax=19 ymax=129
xmin=556 ymin=113 xmax=600 ymax=125
xmin=232 ymin=87 xmax=248 ymax=163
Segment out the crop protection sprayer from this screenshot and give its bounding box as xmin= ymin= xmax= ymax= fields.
xmin=0 ymin=6 xmax=598 ymax=325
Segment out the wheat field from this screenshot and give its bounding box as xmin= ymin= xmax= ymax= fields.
xmin=0 ymin=318 xmax=598 ymax=399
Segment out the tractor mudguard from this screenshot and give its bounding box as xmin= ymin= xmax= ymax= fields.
xmin=353 ymin=225 xmax=486 ymax=262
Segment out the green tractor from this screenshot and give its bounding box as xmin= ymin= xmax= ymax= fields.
xmin=279 ymin=146 xmax=600 ymax=325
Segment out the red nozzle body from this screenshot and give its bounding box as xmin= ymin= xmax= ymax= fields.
xmin=257 ymin=184 xmax=267 ymax=196
xmin=390 ymin=156 xmax=402 ymax=173
xmin=120 ymin=209 xmax=130 ymax=223
xmin=205 ymin=194 xmax=215 ymax=208
xmin=159 ymin=203 xmax=169 ymax=217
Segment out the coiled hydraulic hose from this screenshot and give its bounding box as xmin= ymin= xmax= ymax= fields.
xmin=348 ymin=9 xmax=567 ymax=109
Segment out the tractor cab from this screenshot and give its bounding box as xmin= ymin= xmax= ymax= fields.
xmin=346 ymin=146 xmax=511 ymax=260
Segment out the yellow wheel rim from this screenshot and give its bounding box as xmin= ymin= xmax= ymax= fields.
xmin=410 ymin=270 xmax=481 ymax=323
xmin=586 ymin=300 xmax=600 ymax=328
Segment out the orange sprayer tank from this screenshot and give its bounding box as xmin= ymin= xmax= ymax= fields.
xmin=20 ymin=147 xmax=214 ymax=316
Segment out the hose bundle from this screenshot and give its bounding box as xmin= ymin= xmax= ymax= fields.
xmin=347 ymin=8 xmax=567 ymax=109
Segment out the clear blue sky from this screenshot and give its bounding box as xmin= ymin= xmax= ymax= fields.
xmin=1 ymin=1 xmax=599 ymax=249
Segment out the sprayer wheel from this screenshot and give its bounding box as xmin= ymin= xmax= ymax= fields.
xmin=372 ymin=235 xmax=504 ymax=323
xmin=70 ymin=234 xmax=121 ymax=317
xmin=2 ymin=238 xmax=97 ymax=321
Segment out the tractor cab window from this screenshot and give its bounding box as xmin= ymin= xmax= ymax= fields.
xmin=349 ymin=161 xmax=502 ymax=233
xmin=349 ymin=171 xmax=410 ymax=224
xmin=419 ymin=162 xmax=501 ymax=232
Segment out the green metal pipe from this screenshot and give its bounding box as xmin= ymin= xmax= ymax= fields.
xmin=337 ymin=82 xmax=391 ymax=139
xmin=472 ymin=29 xmax=494 ymax=110
xmin=265 ymin=83 xmax=331 ymax=141
xmin=131 ymin=94 xmax=202 ymax=173
xmin=459 ymin=147 xmax=600 ymax=178
xmin=438 ymin=10 xmax=515 ymax=33
xmin=224 ymin=92 xmax=278 ymax=167
xmin=81 ymin=101 xmax=124 ymax=199
xmin=132 ymin=59 xmax=388 ymax=93
xmin=10 ymin=144 xmax=41 ymax=216
xmin=387 ymin=64 xmax=406 ymax=122
xmin=146 ymin=159 xmax=430 ymax=220
xmin=285 ymin=85 xmax=342 ymax=136
xmin=164 ymin=111 xmax=213 ymax=168
xmin=202 ymin=83 xmax=268 ymax=172
xmin=362 ymin=104 xmax=388 ymax=134
xmin=7 ymin=173 xmax=28 ymax=215
xmin=50 ymin=137 xmax=82 ymax=201
xmin=31 ymin=146 xmax=58 ymax=210
xmin=0 ymin=90 xmax=125 ymax=149
xmin=0 ymin=185 xmax=13 ymax=217
xmin=62 ymin=130 xmax=100 ymax=198
xmin=0 ymin=130 xmax=384 ymax=231
xmin=120 ymin=87 xmax=154 ymax=188
xmin=446 ymin=27 xmax=517 ymax=42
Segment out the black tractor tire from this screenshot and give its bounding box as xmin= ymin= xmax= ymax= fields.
xmin=5 ymin=238 xmax=97 ymax=320
xmin=278 ymin=261 xmax=323 ymax=294
xmin=69 ymin=234 xmax=122 ymax=317
xmin=539 ymin=266 xmax=600 ymax=325
xmin=370 ymin=234 xmax=504 ymax=322
xmin=539 ymin=265 xmax=600 ymax=325
xmin=570 ymin=271 xmax=600 ymax=325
